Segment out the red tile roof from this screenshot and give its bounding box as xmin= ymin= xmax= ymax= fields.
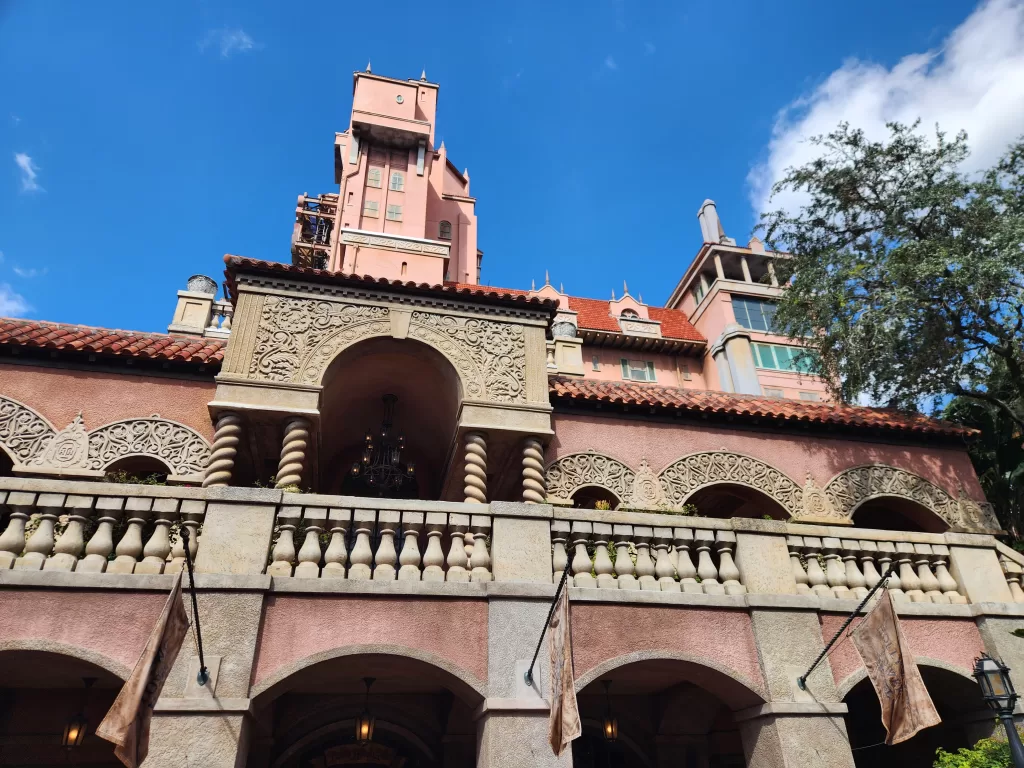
xmin=0 ymin=319 xmax=226 ymax=366
xmin=548 ymin=376 xmax=975 ymax=438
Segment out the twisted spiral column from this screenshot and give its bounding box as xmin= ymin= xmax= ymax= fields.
xmin=522 ymin=437 xmax=546 ymax=504
xmin=203 ymin=411 xmax=243 ymax=488
xmin=463 ymin=431 xmax=488 ymax=504
xmin=276 ymin=416 xmax=311 ymax=489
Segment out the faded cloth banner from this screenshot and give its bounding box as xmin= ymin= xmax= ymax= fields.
xmin=548 ymin=586 xmax=582 ymax=756
xmin=851 ymin=590 xmax=941 ymax=745
xmin=96 ymin=570 xmax=190 ymax=767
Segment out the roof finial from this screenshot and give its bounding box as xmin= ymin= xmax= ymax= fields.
xmin=638 ymin=293 xmax=643 ymax=303
xmin=611 ymin=288 xmax=616 ymax=300
xmin=531 ymin=278 xmax=536 ymax=290
xmin=623 ymin=279 xmax=629 ymax=295
xmin=560 ymin=282 xmax=564 ymax=293
xmin=421 ymin=69 xmax=427 ymax=81
xmin=366 ymin=61 xmax=372 ymax=73
xmin=439 ymin=140 xmax=446 ymax=152
xmin=544 ymin=269 xmax=550 ymax=286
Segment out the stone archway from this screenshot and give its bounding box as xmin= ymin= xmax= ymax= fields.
xmin=84 ymin=417 xmax=211 ymax=480
xmin=0 ymin=394 xmax=57 ymax=467
xmin=658 ymin=452 xmax=804 ymax=517
xmin=545 ymin=452 xmax=635 ymax=507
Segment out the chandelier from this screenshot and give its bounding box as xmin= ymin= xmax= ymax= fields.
xmin=351 ymin=394 xmax=415 ymax=493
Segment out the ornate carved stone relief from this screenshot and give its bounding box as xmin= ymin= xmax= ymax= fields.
xmin=29 ymin=413 xmax=89 ymax=470
xmin=0 ymin=395 xmax=55 ymax=464
xmin=800 ymin=473 xmax=842 ymax=519
xmin=627 ymin=459 xmax=667 ymax=508
xmin=84 ymin=418 xmax=211 ymax=478
xmin=658 ymin=452 xmax=804 ymax=516
xmin=545 ymin=452 xmax=635 ymax=505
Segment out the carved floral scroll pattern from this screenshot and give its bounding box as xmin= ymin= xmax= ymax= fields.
xmin=84 ymin=419 xmax=211 ymax=477
xmin=545 ymin=452 xmax=635 ymax=504
xmin=0 ymin=396 xmax=55 ymax=463
xmin=658 ymin=452 xmax=805 ymax=516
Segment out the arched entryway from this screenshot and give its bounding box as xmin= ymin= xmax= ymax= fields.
xmin=573 ymin=657 xmax=764 ymax=767
xmin=852 ymin=496 xmax=949 ymax=534
xmin=0 ymin=649 xmax=123 ymax=766
xmin=843 ymin=663 xmax=991 ymax=767
xmin=318 ymin=337 xmax=462 ymax=500
xmin=249 ymin=652 xmax=483 ymax=768
xmin=684 ymin=483 xmax=790 ymax=520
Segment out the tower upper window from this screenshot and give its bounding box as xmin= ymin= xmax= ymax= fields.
xmin=620 ymin=308 xmax=639 ymax=318
xmin=367 ymin=168 xmax=382 ymax=188
xmin=389 ymin=171 xmax=405 ymax=192
xmin=732 ymin=296 xmax=777 ymax=333
xmin=386 ymin=204 xmax=403 ymax=222
xmin=439 ymin=220 xmax=452 ymax=240
xmin=363 ymin=200 xmax=379 ymax=218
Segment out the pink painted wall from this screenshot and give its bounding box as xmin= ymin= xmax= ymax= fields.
xmin=0 ymin=589 xmax=166 ymax=673
xmin=349 ymin=246 xmax=445 ymax=285
xmin=549 ymin=411 xmax=985 ymax=502
xmin=0 ymin=363 xmax=216 ymax=440
xmin=822 ymin=614 xmax=984 ymax=692
xmin=251 ymin=595 xmax=488 ymax=688
xmin=581 ymin=348 xmax=708 ymax=389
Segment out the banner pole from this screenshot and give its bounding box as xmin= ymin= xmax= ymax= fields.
xmin=179 ymin=526 xmax=210 ymax=686
xmin=524 ymin=560 xmax=573 ymax=687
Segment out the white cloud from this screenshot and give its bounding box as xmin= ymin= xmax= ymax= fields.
xmin=0 ymin=284 xmax=29 ymax=316
xmin=200 ymin=28 xmax=258 ymax=58
xmin=604 ymin=55 xmax=618 ymax=71
xmin=749 ymin=0 xmax=1024 ymax=218
xmin=13 ymin=266 xmax=47 ymax=279
xmin=14 ymin=152 xmax=41 ymax=193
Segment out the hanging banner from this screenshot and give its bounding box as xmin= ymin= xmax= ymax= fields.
xmin=548 ymin=586 xmax=581 ymax=755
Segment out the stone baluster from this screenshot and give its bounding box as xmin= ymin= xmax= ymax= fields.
xmin=787 ymin=536 xmax=810 ymax=595
xmin=653 ymin=527 xmax=679 ymax=593
xmin=857 ymin=540 xmax=883 ymax=591
xmin=932 ymin=544 xmax=966 ymax=604
xmin=592 ymin=523 xmax=616 ymax=589
xmin=446 ymin=512 xmax=470 ymax=582
xmin=0 ymin=492 xmax=34 ymax=569
xmin=107 ymin=500 xmax=152 ymax=575
xmin=1000 ymin=554 xmax=1024 ymax=603
xmin=896 ymin=542 xmax=924 ymax=602
xmin=137 ymin=498 xmax=178 ymax=575
xmin=470 ymin=515 xmax=492 ymax=583
xmin=522 ymin=437 xmax=547 ymax=504
xmin=612 ymin=525 xmax=637 ymax=590
xmin=78 ymin=497 xmax=126 ymax=574
xmin=398 ymin=511 xmax=424 ymax=582
xmin=801 ymin=537 xmax=831 ymax=597
xmin=716 ymin=531 xmax=745 ymax=595
xmin=463 ymin=432 xmax=488 ymax=503
xmin=46 ymin=495 xmax=97 ymax=572
xmin=203 ymin=411 xmax=243 ymax=488
xmin=634 ymin=526 xmax=657 ymax=591
xmin=294 ymin=507 xmax=327 ymax=578
xmin=267 ymin=506 xmax=302 ymax=577
xmin=422 ymin=512 xmax=447 ymax=582
xmin=876 ymin=542 xmax=905 ymax=600
xmin=373 ymin=510 xmax=400 ymax=581
xmin=322 ymin=508 xmax=351 ymax=579
xmin=276 ymin=417 xmax=311 ymax=489
xmin=821 ymin=537 xmax=850 ymax=599
xmin=674 ymin=528 xmax=700 ymax=594
xmin=913 ymin=543 xmax=945 ymax=603
xmin=15 ymin=493 xmax=63 ymax=570
xmin=551 ymin=520 xmax=571 ymax=583
xmin=571 ymin=522 xmax=595 ymax=588
xmin=167 ymin=500 xmax=202 ymax=575
xmin=668 ymin=540 xmax=679 ymax=571
xmin=841 ymin=539 xmax=868 ymax=599
xmin=694 ymin=530 xmax=723 ymax=595
xmin=348 ymin=509 xmax=376 ymax=580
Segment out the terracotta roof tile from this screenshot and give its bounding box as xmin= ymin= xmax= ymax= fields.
xmin=0 ymin=318 xmax=226 ymax=366
xmin=549 ymin=376 xmax=974 ymax=438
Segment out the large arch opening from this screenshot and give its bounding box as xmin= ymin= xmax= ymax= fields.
xmin=843 ymin=663 xmax=991 ymax=767
xmin=852 ymin=497 xmax=949 ymax=533
xmin=573 ymin=658 xmax=764 ymax=767
xmin=685 ymin=483 xmax=790 ymax=520
xmin=318 ymin=337 xmax=463 ymax=500
xmin=249 ymin=652 xmax=483 ymax=768
xmin=572 ymin=485 xmax=622 ymax=510
xmin=0 ymin=649 xmax=123 ymax=766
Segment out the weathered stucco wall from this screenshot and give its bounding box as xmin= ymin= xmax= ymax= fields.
xmin=549 ymin=411 xmax=984 ymax=501
xmin=0 ymin=363 xmax=216 ymax=439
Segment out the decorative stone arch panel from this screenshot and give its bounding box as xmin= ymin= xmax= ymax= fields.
xmin=823 ymin=464 xmax=999 ymax=531
xmin=0 ymin=394 xmax=56 ymax=465
xmin=84 ymin=418 xmax=211 ymax=479
xmin=545 ymin=452 xmax=635 ymax=506
xmin=658 ymin=452 xmax=804 ymax=517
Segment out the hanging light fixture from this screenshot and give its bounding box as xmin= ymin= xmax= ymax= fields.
xmin=63 ymin=677 xmax=96 ymax=748
xmin=601 ymin=679 xmax=618 ymax=743
xmin=355 ymin=677 xmax=376 ymax=743
xmin=350 ymin=395 xmax=415 ymax=494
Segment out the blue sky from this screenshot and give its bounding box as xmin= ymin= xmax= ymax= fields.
xmin=3 ymin=0 xmax=1022 ymax=332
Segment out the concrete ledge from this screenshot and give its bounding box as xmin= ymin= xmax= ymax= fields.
xmin=472 ymin=697 xmax=550 ymax=720
xmin=0 ymin=570 xmax=271 ymax=591
xmin=568 ymin=587 xmax=748 ymax=609
xmin=553 ymin=509 xmax=733 ymax=529
xmin=972 ymin=602 xmax=1024 ymax=617
xmin=745 ymin=594 xmax=819 ymax=610
xmin=818 ymin=597 xmax=975 ymax=618
xmin=733 ymin=701 xmax=848 ymax=722
xmin=154 ymin=697 xmax=252 ymax=714
xmin=271 ymin=577 xmax=489 ymax=598
xmin=490 ymin=501 xmax=553 ymax=520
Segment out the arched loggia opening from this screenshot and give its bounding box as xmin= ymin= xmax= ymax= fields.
xmin=574 ymin=657 xmax=765 ymax=767
xmin=572 ymin=485 xmax=622 ymax=510
xmin=318 ymin=338 xmax=462 ymax=500
xmin=103 ymin=455 xmax=172 ymax=484
xmin=0 ymin=649 xmax=123 ymax=766
xmin=852 ymin=497 xmax=949 ymax=534
xmin=249 ymin=652 xmax=484 ymax=768
xmin=843 ymin=663 xmax=992 ymax=767
xmin=685 ymin=483 xmax=790 ymax=521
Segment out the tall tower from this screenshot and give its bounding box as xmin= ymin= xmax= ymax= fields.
xmin=291 ymin=69 xmax=481 ymax=285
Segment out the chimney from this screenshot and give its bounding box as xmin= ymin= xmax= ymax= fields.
xmin=697 ymin=200 xmax=736 ymax=246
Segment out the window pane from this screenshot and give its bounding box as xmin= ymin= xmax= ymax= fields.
xmin=646 ymin=361 xmax=656 ymax=381
xmin=774 ymin=346 xmax=793 ymax=370
xmin=389 ymin=172 xmax=404 ymax=191
xmin=620 ymin=359 xmax=630 ymax=378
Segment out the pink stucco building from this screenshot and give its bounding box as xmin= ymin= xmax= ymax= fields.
xmin=0 ymin=67 xmax=1020 ymax=768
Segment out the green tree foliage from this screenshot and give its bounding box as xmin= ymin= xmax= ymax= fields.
xmin=760 ymin=122 xmax=1024 ymax=431
xmin=933 ymin=736 xmax=1011 ymax=768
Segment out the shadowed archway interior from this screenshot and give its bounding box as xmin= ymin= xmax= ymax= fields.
xmin=852 ymin=496 xmax=951 ymax=533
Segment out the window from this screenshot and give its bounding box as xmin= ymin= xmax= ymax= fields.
xmin=363 ymin=200 xmax=379 ymax=218
xmin=620 ymin=308 xmax=639 ymax=318
xmin=367 ymin=168 xmax=382 ymax=188
xmin=385 ymin=204 xmax=403 ymax=222
xmin=763 ymin=387 xmax=785 ymax=398
xmin=439 ymin=220 xmax=452 ymax=240
xmin=620 ymin=358 xmax=656 ymax=382
xmin=592 ymin=355 xmax=600 ymax=371
xmin=799 ymin=391 xmax=821 ymax=401
xmin=693 ymin=283 xmax=705 ymax=304
xmin=389 ymin=171 xmax=405 ymax=191
xmin=679 ymin=363 xmax=692 ymax=381
xmin=732 ymin=297 xmax=777 ymax=332
xmin=752 ymin=342 xmax=818 ymax=373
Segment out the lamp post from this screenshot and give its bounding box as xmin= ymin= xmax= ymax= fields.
xmin=973 ymin=654 xmax=1024 ymax=767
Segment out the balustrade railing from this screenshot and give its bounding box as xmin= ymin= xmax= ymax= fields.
xmin=998 ymin=543 xmax=1024 ymax=603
